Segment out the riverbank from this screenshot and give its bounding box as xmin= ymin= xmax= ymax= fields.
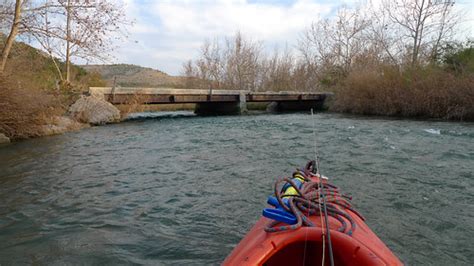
xmin=2 ymin=94 xmax=473 ymax=146
xmin=0 ymin=77 xmax=120 ymax=144
xmin=0 ymin=37 xmax=109 ymax=144
xmin=1 ymin=70 xmax=473 ymax=146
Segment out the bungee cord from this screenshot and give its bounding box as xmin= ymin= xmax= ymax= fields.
xmin=263 ymin=164 xmax=362 ymax=236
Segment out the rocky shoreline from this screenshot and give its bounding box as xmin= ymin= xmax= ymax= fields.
xmin=0 ymin=133 xmax=10 ymax=144
xmin=0 ymin=95 xmax=122 ymax=145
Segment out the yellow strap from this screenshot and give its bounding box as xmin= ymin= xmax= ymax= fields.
xmin=282 ymin=175 xmax=305 ymax=197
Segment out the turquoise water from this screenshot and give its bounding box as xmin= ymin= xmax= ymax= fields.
xmin=0 ymin=112 xmax=473 ymax=265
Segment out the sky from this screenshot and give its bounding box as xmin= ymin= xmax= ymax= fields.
xmin=107 ymin=0 xmax=474 ymax=75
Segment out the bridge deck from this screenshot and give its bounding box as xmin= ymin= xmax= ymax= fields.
xmin=90 ymin=87 xmax=329 ymax=104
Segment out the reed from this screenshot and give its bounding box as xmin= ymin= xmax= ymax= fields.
xmin=330 ymin=65 xmax=474 ymax=120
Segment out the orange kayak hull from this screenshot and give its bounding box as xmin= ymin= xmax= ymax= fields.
xmin=222 ymin=177 xmax=403 ymax=265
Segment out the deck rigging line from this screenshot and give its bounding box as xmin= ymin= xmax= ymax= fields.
xmin=264 ymin=163 xmax=366 ymax=260
xmin=310 ymin=109 xmax=325 ymax=266
xmin=263 ymin=164 xmax=363 ymax=233
xmin=265 ymin=166 xmax=365 ymax=233
xmin=310 ymin=108 xmax=333 ymax=266
xmin=264 ymin=109 xmax=365 ymax=265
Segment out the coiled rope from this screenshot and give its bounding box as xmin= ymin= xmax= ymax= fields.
xmin=264 ymin=161 xmax=365 ymax=235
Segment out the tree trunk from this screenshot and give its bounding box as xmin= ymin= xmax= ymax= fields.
xmin=0 ymin=0 xmax=22 ymax=74
xmin=50 ymin=54 xmax=63 ymax=82
xmin=411 ymin=0 xmax=427 ymax=66
xmin=65 ymin=0 xmax=71 ymax=83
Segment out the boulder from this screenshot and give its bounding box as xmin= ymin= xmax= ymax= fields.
xmin=0 ymin=133 xmax=10 ymax=144
xmin=68 ymin=96 xmax=121 ymax=125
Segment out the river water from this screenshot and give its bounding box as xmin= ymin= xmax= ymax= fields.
xmin=0 ymin=112 xmax=473 ymax=265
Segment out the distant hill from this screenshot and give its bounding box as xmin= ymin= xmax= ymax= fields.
xmin=81 ymin=64 xmax=185 ymax=88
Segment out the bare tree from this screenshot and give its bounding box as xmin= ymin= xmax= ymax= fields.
xmin=201 ymin=38 xmax=223 ymax=87
xmin=186 ymin=33 xmax=323 ymax=92
xmin=261 ymin=46 xmax=295 ymax=91
xmin=186 ymin=38 xmax=224 ymax=89
xmin=299 ymin=17 xmax=336 ymax=73
xmin=184 ymin=32 xmax=263 ymax=91
xmin=25 ymin=0 xmax=128 ymax=83
xmin=0 ymin=0 xmax=130 ymax=82
xmin=429 ymin=1 xmax=461 ymax=61
xmin=363 ymin=1 xmax=402 ymax=65
xmin=382 ymin=0 xmax=458 ymax=65
xmin=0 ymin=0 xmax=128 ymax=82
xmin=332 ymin=6 xmax=370 ymax=73
xmin=224 ymin=32 xmax=262 ymax=90
xmin=299 ymin=5 xmax=369 ymax=84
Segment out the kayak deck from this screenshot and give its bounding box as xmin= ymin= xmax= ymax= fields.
xmin=223 ymin=162 xmax=402 ymax=265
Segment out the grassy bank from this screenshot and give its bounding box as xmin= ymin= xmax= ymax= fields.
xmin=0 ymin=39 xmax=105 ymax=140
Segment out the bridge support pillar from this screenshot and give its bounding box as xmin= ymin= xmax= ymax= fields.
xmin=239 ymin=92 xmax=248 ymax=114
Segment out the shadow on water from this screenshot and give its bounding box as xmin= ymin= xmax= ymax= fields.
xmin=124 ymin=111 xmax=197 ymax=121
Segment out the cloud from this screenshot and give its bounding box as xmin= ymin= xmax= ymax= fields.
xmin=111 ymin=0 xmax=474 ymax=75
xmin=154 ymin=0 xmax=331 ymax=39
xmin=113 ymin=0 xmax=336 ymax=75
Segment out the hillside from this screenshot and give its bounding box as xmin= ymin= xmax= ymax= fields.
xmin=0 ymin=36 xmax=108 ymax=140
xmin=0 ymin=34 xmax=105 ymax=91
xmin=81 ymin=64 xmax=185 ymax=88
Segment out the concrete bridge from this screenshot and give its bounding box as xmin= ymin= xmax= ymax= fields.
xmin=89 ymin=87 xmax=330 ymax=115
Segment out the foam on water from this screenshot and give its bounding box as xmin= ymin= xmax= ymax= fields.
xmin=424 ymin=128 xmax=441 ymax=135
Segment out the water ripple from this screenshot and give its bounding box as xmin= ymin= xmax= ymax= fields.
xmin=0 ymin=113 xmax=473 ymax=265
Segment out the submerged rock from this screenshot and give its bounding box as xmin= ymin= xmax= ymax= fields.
xmin=0 ymin=133 xmax=10 ymax=144
xmin=41 ymin=116 xmax=90 ymax=136
xmin=68 ymin=96 xmax=121 ymax=125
